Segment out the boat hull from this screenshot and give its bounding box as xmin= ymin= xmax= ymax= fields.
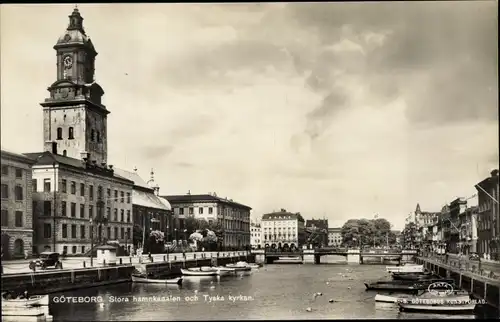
xmin=398 ymin=303 xmax=476 ymax=314
xmin=1 ymin=295 xmax=49 ymax=308
xmin=375 ymin=293 xmax=470 ymax=304
xmin=131 ymin=275 xmax=183 ymax=285
xmin=386 ymin=265 xmax=424 ymax=273
xmin=226 ymin=265 xmax=252 ymax=272
xmin=392 ymin=274 xmax=435 ymax=281
xmin=181 ymin=268 xmax=218 ymax=276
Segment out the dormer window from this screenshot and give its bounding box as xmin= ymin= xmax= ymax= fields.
xmin=91 ymin=129 xmax=95 ymax=141
xmin=68 ymin=127 xmax=74 ymax=139
xmin=57 ymin=127 xmax=63 ymax=140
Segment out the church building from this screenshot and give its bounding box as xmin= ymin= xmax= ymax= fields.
xmin=25 ymin=8 xmax=135 ymax=255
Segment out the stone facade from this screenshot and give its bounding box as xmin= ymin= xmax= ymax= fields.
xmin=261 ymin=209 xmax=305 ymax=248
xmin=1 ymin=149 xmax=36 ymax=259
xmin=28 ymin=153 xmax=134 ymax=255
xmin=165 ymin=193 xmax=251 ymax=249
xmin=250 ymin=223 xmax=262 ymax=248
xmin=328 ymin=227 xmax=342 ymax=246
xmin=476 ymin=169 xmax=500 ymax=259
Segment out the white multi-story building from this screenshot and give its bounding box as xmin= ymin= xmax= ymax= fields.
xmin=328 ymin=227 xmax=342 ymax=246
xmin=250 ymin=223 xmax=261 ymax=249
xmin=261 ymin=209 xmax=305 ymax=248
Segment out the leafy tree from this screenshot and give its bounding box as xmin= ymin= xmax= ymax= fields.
xmin=342 ymin=217 xmax=398 ymax=248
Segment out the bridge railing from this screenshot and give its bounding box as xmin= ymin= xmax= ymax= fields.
xmin=315 ymin=248 xmax=347 ymax=253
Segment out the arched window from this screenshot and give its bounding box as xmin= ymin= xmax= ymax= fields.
xmin=97 ymin=131 xmax=101 ymax=143
xmin=68 ymin=127 xmax=74 ymax=139
xmin=63 ymin=150 xmax=67 ymax=157
xmin=90 ymin=129 xmax=95 ymax=141
xmin=57 ymin=128 xmax=63 ymax=140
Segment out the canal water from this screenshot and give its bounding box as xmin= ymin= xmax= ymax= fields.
xmin=48 ymin=256 xmax=493 ymax=320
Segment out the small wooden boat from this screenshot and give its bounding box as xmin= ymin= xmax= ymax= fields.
xmin=226 ymin=263 xmax=252 ymax=272
xmin=386 ymin=264 xmax=424 ymax=273
xmin=215 ymin=267 xmax=236 ymax=276
xmin=392 ymin=273 xmax=436 ymax=281
xmin=248 ymin=263 xmax=262 ymax=269
xmin=398 ymin=302 xmax=476 ymax=314
xmin=131 ymin=275 xmax=183 ymax=285
xmin=375 ymin=290 xmax=470 ymax=304
xmin=365 ymin=279 xmax=455 ymax=292
xmin=181 ymin=268 xmax=218 ymax=276
xmin=1 ymin=295 xmax=49 ymax=308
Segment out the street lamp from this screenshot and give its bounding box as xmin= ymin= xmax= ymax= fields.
xmin=89 ymin=218 xmax=94 ymax=267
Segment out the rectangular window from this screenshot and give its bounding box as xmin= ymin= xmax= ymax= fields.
xmin=114 ymin=209 xmax=118 ymax=221
xmin=61 ymin=201 xmax=67 ymax=216
xmin=1 ymin=209 xmax=8 ymax=226
xmin=114 ymin=227 xmax=118 ymax=239
xmin=43 ymin=201 xmax=51 ymax=216
xmin=14 ymin=186 xmax=23 ymax=201
xmin=1 ymin=184 xmax=8 ymax=199
xmin=89 ymin=185 xmax=94 ymax=201
xmin=120 ymin=227 xmax=124 ymax=239
xmin=80 ymin=183 xmax=85 ymax=196
xmin=62 ymin=224 xmax=68 ymax=238
xmin=80 ymin=225 xmax=86 ymax=239
xmin=81 ymin=246 xmax=85 ymax=253
xmin=107 ymin=188 xmax=111 ymax=198
xmin=72 ymin=246 xmax=77 ymax=254
xmin=126 ymin=210 xmax=130 ymax=223
xmin=63 ymin=246 xmax=68 ymax=254
xmin=71 ymin=202 xmax=76 ymax=217
xmin=114 ymin=190 xmax=118 ymax=200
xmin=61 ymin=179 xmax=67 ymax=193
xmin=80 ymin=204 xmax=85 ymax=218
xmin=44 ymin=179 xmax=51 ymax=192
xmin=32 ymin=179 xmax=37 ymax=193
xmin=89 ymin=205 xmax=94 ymax=219
xmin=120 ymin=209 xmax=124 ymax=222
xmin=1 ymin=165 xmax=8 ymax=176
xmin=179 ymin=208 xmax=184 ymax=215
xmin=189 ymin=207 xmax=194 ymax=215
xmin=120 ymin=191 xmax=124 ymax=203
xmin=43 ymin=223 xmax=51 ymax=238
xmin=208 ymin=207 xmax=213 ymax=214
xmin=71 ymin=181 xmax=76 ymax=194
xmin=107 ymin=226 xmax=111 ymax=239
xmin=199 ymin=207 xmax=204 ymax=214
xmin=71 ymin=224 xmax=77 ymax=238
xmin=107 ymin=207 xmax=111 ymax=221
xmin=127 ymin=193 xmax=131 ymax=204
xmin=208 ymin=219 xmax=213 ymax=225
xmin=127 ymin=228 xmax=131 ymax=239
xmin=15 ymin=168 xmax=22 ymax=178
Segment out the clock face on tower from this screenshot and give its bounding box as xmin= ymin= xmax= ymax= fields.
xmin=63 ymin=56 xmax=73 ymax=69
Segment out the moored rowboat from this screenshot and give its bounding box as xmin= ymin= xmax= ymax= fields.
xmin=131 ymin=275 xmax=183 ymax=285
xmin=181 ymin=268 xmax=218 ymax=276
xmin=386 ymin=264 xmax=424 ymax=273
xmin=1 ymin=295 xmax=49 ymax=308
xmin=226 ymin=264 xmax=252 ymax=272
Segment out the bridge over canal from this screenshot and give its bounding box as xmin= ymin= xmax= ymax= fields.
xmin=251 ymin=248 xmax=417 ymax=264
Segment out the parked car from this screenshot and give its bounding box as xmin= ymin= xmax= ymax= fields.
xmin=29 ymin=252 xmax=63 ymax=270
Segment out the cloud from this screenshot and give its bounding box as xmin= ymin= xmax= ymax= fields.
xmin=0 ymin=3 xmax=497 ymax=231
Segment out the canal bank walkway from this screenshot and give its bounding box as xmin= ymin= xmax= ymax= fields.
xmin=420 ymin=252 xmax=500 ymax=280
xmin=1 ymin=251 xmax=251 ymax=275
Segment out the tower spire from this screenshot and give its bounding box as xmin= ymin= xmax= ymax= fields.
xmin=67 ymin=6 xmax=85 ymax=34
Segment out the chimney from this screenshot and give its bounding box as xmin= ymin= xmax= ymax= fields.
xmin=108 ymin=164 xmax=113 ymax=170
xmin=491 ymin=169 xmax=499 ymax=177
xmin=92 ymin=160 xmax=97 ymax=165
xmin=101 ymin=162 xmax=106 ymax=168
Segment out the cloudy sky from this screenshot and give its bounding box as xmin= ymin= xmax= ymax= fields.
xmin=1 ymin=2 xmax=497 ymax=230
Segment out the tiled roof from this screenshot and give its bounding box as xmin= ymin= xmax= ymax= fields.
xmin=262 ymin=211 xmax=304 ymax=222
xmin=163 ymin=194 xmax=251 ymax=210
xmin=133 ymin=189 xmax=170 ymax=211
xmin=1 ymin=148 xmax=37 ymax=164
xmin=113 ymin=168 xmax=151 ymax=190
xmin=23 ymin=151 xmax=132 ymax=183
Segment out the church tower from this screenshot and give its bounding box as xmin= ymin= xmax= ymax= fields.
xmin=41 ymin=7 xmax=109 ymax=165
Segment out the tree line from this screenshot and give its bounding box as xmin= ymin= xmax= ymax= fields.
xmin=341 ymin=217 xmax=397 ymax=248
